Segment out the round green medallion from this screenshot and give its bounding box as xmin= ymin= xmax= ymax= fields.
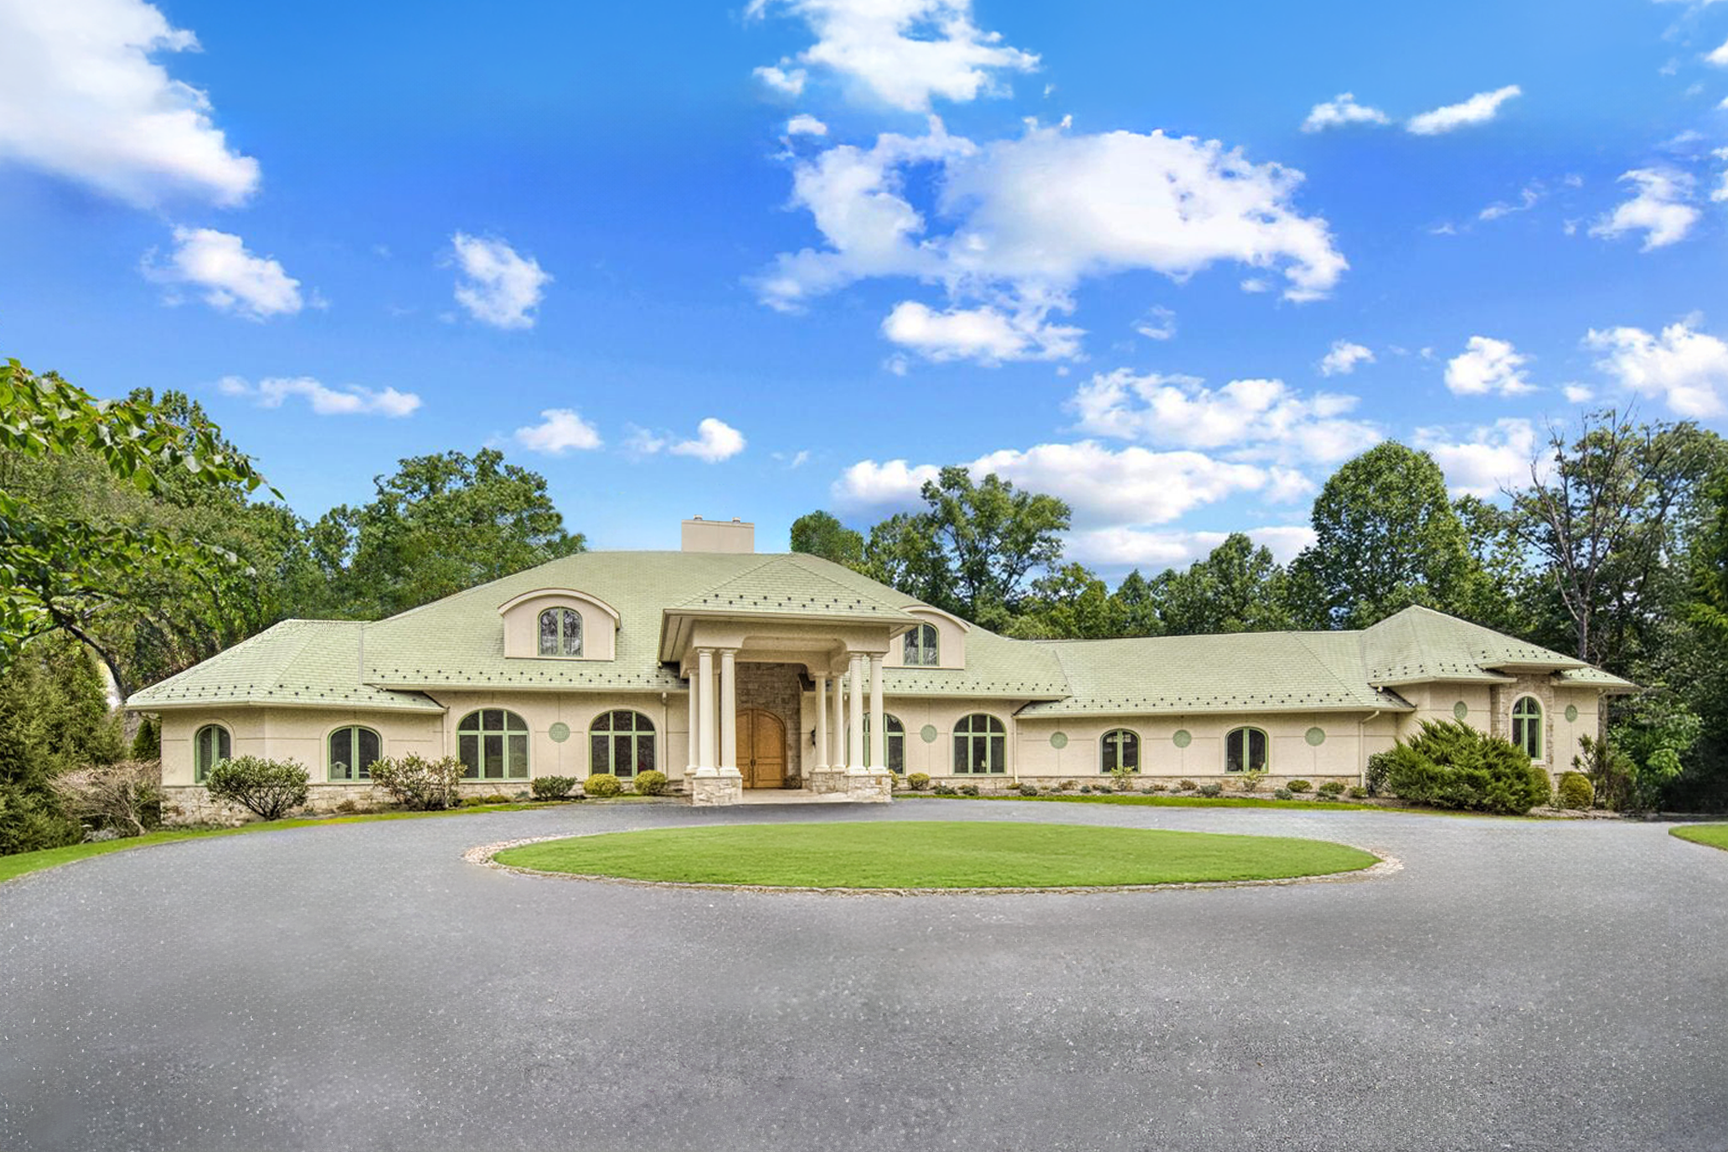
xmin=1565 ymin=704 xmax=1579 ymax=723
xmin=1050 ymin=731 xmax=1068 ymax=749
xmin=548 ymin=722 xmax=570 ymax=743
xmin=1172 ymin=729 xmax=1192 ymax=748
xmin=1305 ymin=727 xmax=1326 ymax=747
xmin=1453 ymin=701 xmax=1469 ymax=721
xmin=920 ymin=724 xmax=938 ymax=744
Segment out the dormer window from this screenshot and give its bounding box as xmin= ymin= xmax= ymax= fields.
xmin=538 ymin=607 xmax=583 ymax=657
xmin=904 ymin=623 xmax=939 ymax=666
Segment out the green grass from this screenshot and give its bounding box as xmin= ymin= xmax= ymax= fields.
xmin=494 ymin=821 xmax=1379 ymax=889
xmin=0 ymin=801 xmax=552 ymax=886
xmin=1671 ymin=824 xmax=1728 ymax=852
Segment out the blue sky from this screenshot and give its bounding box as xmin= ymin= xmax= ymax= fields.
xmin=4 ymin=0 xmax=1728 ymax=575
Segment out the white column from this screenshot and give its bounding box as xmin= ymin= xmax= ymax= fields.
xmin=697 ymin=648 xmax=716 ymax=774
xmin=848 ymin=654 xmax=866 ymax=774
xmin=686 ymin=671 xmax=697 ymax=777
xmin=832 ymin=670 xmax=846 ymax=768
xmin=720 ymin=649 xmax=740 ymax=776
xmin=814 ymin=673 xmax=830 ymax=771
xmin=869 ymin=654 xmax=885 ymax=773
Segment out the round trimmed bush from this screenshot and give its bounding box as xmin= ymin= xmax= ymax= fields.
xmin=634 ymin=770 xmax=668 ymax=797
xmin=907 ymin=773 xmax=931 ymax=791
xmin=1274 ymin=787 xmax=1295 ymax=800
xmin=1287 ymin=779 xmax=1313 ymax=793
xmin=1197 ymin=783 xmax=1223 ymax=798
xmin=1317 ymin=781 xmax=1346 ymax=798
xmin=1347 ymin=785 xmax=1368 ymax=800
xmin=583 ymin=773 xmax=623 ymax=799
xmin=1556 ymin=771 xmax=1594 ymax=810
xmin=1018 ymin=783 xmax=1038 ymax=796
xmin=531 ymin=776 xmax=577 ymax=801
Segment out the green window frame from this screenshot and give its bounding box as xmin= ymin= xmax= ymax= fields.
xmin=538 ymin=607 xmax=582 ymax=657
xmin=1101 ymin=728 xmax=1139 ymax=774
xmin=849 ymin=713 xmax=906 ymax=772
xmin=1512 ymin=696 xmax=1543 ymax=761
xmin=193 ymin=724 xmax=231 ymax=783
xmin=1224 ymin=727 xmax=1268 ymax=774
xmin=953 ymin=713 xmax=1006 ymax=775
xmin=590 ymin=710 xmax=654 ymax=779
xmin=457 ymin=709 xmax=530 ymax=780
xmin=328 ymin=725 xmax=381 ymax=782
xmin=903 ymin=623 xmax=939 ymax=667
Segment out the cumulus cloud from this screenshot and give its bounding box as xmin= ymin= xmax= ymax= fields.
xmin=1406 ymin=85 xmax=1522 ymax=135
xmin=1301 ymin=93 xmax=1389 ymax=133
xmin=881 ymin=300 xmax=1082 ymax=362
xmin=786 ymin=113 xmax=828 ymax=136
xmin=670 ymin=418 xmax=747 ymax=462
xmin=1707 ymin=37 xmax=1728 ymax=66
xmin=217 ymin=376 xmax=420 ymax=417
xmin=1069 ymin=370 xmax=1382 ymax=465
xmin=757 ymin=119 xmax=1346 ymax=360
xmin=0 ymin=0 xmax=259 ymax=207
xmin=512 ymin=409 xmax=602 ymax=455
xmin=1414 ymin=418 xmax=1539 ymax=498
xmin=1318 ymin=340 xmax=1374 ymax=377
xmin=1134 ymin=305 xmax=1176 ymax=341
xmin=1586 ymin=319 xmax=1728 ymax=417
xmin=449 ymin=233 xmax=552 ymax=329
xmin=142 ymin=227 xmax=304 ymax=319
xmin=754 ymin=64 xmax=807 ymax=96
xmin=1445 ymin=336 xmax=1534 ymax=397
xmin=748 ymin=0 xmax=1038 ymax=112
xmin=1563 ymin=383 xmax=1596 ymax=403
xmin=1589 ymin=169 xmax=1701 ymax=250
xmin=1068 ymin=524 xmax=1317 ymax=570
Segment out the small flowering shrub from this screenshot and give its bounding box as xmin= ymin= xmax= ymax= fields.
xmin=583 ymin=773 xmax=623 ymax=798
xmin=369 ymin=755 xmax=465 ymax=811
xmin=205 ymin=756 xmax=310 ymax=820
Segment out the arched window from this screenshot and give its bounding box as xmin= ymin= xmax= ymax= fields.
xmin=953 ymin=713 xmax=1006 ymax=775
xmin=328 ymin=725 xmax=381 ymax=782
xmin=591 ymin=710 xmax=655 ymax=778
xmin=1512 ymin=696 xmax=1544 ymax=761
xmin=1224 ymin=727 xmax=1268 ymax=774
xmin=193 ymin=724 xmax=230 ymax=783
xmin=903 ymin=623 xmax=939 ymax=666
xmin=1101 ymin=729 xmax=1139 ymax=774
xmin=538 ymin=607 xmax=582 ymax=657
xmin=457 ymin=710 xmax=530 ymax=780
xmin=851 ymin=713 xmax=907 ymax=772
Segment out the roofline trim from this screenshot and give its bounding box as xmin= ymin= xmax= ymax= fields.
xmin=496 ymin=587 xmax=622 ymax=623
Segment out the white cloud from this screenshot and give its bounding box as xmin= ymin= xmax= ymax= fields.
xmin=1318 ymin=340 xmax=1374 ymax=377
xmin=1134 ymin=305 xmax=1176 ymax=341
xmin=881 ymin=300 xmax=1082 ymax=363
xmin=831 ymin=458 xmax=941 ymax=509
xmin=0 ymin=0 xmax=259 ymax=207
xmin=1707 ymin=37 xmax=1728 ymax=65
xmin=1301 ymin=93 xmax=1389 ymax=133
xmin=1445 ymin=336 xmax=1534 ymax=397
xmin=217 ymin=376 xmax=420 ymax=418
xmin=758 ymin=119 xmax=1346 ymax=356
xmin=1563 ymin=383 xmax=1595 ymax=403
xmin=669 ymin=418 xmax=747 ymax=463
xmin=1479 ymin=183 xmax=1544 ymax=221
xmin=1713 ymin=148 xmax=1728 ymax=202
xmin=1406 ymin=85 xmax=1522 ymax=135
xmin=449 ymin=233 xmax=552 ymax=329
xmin=1069 ymin=524 xmax=1317 ymax=570
xmin=512 ymin=409 xmax=602 ymax=455
xmin=754 ymin=64 xmax=807 ymax=96
xmin=1590 ymin=169 xmax=1700 ymax=250
xmin=748 ymin=0 xmax=1038 ymax=112
xmin=142 ymin=227 xmax=303 ymax=319
xmin=1586 ymin=319 xmax=1728 ymax=417
xmin=1069 ymin=370 xmax=1382 ymax=465
xmin=786 ymin=113 xmax=828 ymax=136
xmin=1414 ymin=418 xmax=1539 ymax=498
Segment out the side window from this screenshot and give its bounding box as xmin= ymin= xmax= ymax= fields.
xmin=903 ymin=623 xmax=939 ymax=667
xmin=952 ymin=714 xmax=1006 ymax=774
xmin=538 ymin=607 xmax=582 ymax=657
xmin=1511 ymin=696 xmax=1543 ymax=761
xmin=194 ymin=724 xmax=231 ymax=783
xmin=590 ymin=710 xmax=655 ymax=778
xmin=456 ymin=710 xmax=530 ymax=779
xmin=1225 ymin=727 xmax=1268 ymax=773
xmin=1101 ymin=729 xmax=1139 ymax=774
xmin=329 ymin=726 xmax=381 ymax=781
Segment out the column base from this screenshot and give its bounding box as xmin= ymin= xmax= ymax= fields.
xmin=811 ymin=767 xmax=892 ymax=802
xmin=689 ymin=774 xmax=744 ymax=806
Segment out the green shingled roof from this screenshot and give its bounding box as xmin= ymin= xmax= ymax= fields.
xmin=1361 ymin=605 xmax=1587 ymax=685
xmin=671 ymin=553 xmax=918 ymax=622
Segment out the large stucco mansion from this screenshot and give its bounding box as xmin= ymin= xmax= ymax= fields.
xmin=131 ymin=518 xmax=1634 ymax=819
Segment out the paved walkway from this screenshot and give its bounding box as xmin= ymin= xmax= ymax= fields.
xmin=1 ymin=801 xmax=1724 ymax=1151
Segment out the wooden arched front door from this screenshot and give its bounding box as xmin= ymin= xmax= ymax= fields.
xmin=736 ymin=709 xmax=787 ymax=789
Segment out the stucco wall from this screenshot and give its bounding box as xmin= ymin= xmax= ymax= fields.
xmin=882 ymin=608 xmax=967 ymax=670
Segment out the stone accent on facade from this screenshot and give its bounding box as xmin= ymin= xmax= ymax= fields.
xmin=1490 ymin=674 xmax=1559 ymax=777
xmin=689 ymin=773 xmax=745 ymax=806
xmin=735 ymin=662 xmax=804 ymax=786
xmin=162 ymin=780 xmax=543 ymax=826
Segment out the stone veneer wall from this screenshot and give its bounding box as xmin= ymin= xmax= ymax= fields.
xmin=735 ymin=662 xmax=804 ymax=785
xmin=162 ymin=781 xmax=538 ymax=826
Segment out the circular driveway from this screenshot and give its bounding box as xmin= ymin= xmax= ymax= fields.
xmin=2 ymin=801 xmax=1724 ymax=1151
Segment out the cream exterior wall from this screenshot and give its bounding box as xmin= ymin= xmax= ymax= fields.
xmin=882 ymin=608 xmax=968 ymax=670
xmin=498 ymin=591 xmax=618 ymax=661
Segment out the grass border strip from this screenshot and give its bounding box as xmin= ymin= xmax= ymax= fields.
xmin=465 ymin=834 xmax=1403 ymax=897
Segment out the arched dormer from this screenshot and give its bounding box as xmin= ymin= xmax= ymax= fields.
xmin=885 ymin=605 xmax=969 ymax=670
xmin=497 ymin=588 xmax=620 ymax=661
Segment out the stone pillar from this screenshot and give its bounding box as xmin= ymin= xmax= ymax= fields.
xmin=869 ymin=654 xmax=886 ymax=773
xmin=697 ymin=648 xmax=716 ymax=774
xmin=814 ymin=673 xmax=830 ymax=771
xmin=848 ymin=654 xmax=866 ymax=776
xmin=719 ymin=649 xmax=740 ymax=776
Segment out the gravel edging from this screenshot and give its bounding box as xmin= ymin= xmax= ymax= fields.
xmin=463 ymin=835 xmax=1403 ymax=896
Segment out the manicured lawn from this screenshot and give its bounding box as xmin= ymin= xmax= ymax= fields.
xmin=1671 ymin=824 xmax=1728 ymax=852
xmin=494 ymin=821 xmax=1379 ymax=888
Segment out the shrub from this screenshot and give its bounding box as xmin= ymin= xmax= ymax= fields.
xmin=205 ymin=756 xmax=309 ymax=821
xmin=1287 ymin=779 xmax=1312 ymax=793
xmin=958 ymin=783 xmax=980 ymax=797
xmin=633 ymin=770 xmax=668 ymax=797
xmin=1273 ymin=787 xmax=1295 ymax=800
xmin=1146 ymin=782 xmax=1167 ymax=793
xmin=907 ymin=773 xmax=931 ymax=791
xmin=1236 ymin=770 xmax=1265 ymax=794
xmin=50 ymin=758 xmax=163 ymax=837
xmin=1365 ymin=751 xmax=1394 ymax=797
xmin=1078 ymin=784 xmax=1093 ymax=794
xmin=1556 ymin=771 xmax=1594 ymax=811
xmin=885 ymin=772 xmax=901 ymax=791
xmin=1347 ymin=785 xmax=1368 ymax=800
xmin=335 ymin=799 xmax=358 ymax=813
xmin=513 ymin=791 xmax=530 ymax=801
xmin=1381 ymin=720 xmax=1550 ymax=815
xmin=368 ymin=754 xmax=464 ymax=811
xmin=0 ymin=787 xmax=83 ymax=854
xmin=1108 ymin=765 xmax=1137 ymax=791
xmin=531 ymin=776 xmax=577 ymax=801
xmin=129 ymin=717 xmax=160 ymax=760
xmin=1317 ymin=781 xmax=1346 ymax=798
xmin=1018 ymin=783 xmax=1039 ymax=796
xmin=1176 ymin=779 xmax=1197 ymax=792
xmin=583 ymin=773 xmax=623 ymax=798
xmin=1058 ymin=779 xmax=1078 ymax=791
xmin=1197 ymin=783 xmax=1223 ymax=798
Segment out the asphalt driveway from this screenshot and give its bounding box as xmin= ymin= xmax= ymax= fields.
xmin=1 ymin=800 xmax=1724 ymax=1152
